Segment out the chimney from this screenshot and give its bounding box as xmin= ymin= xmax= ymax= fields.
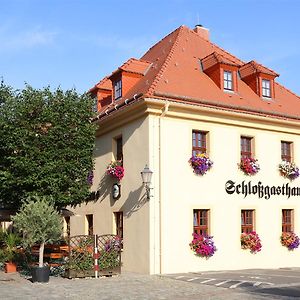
xmin=194 ymin=24 xmax=210 ymax=41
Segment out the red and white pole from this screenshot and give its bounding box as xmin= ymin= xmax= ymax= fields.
xmin=94 ymin=234 xmax=99 ymax=278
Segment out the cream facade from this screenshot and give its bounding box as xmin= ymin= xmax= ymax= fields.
xmin=69 ymin=98 xmax=300 ymax=274
xmin=70 ymin=25 xmax=300 ymax=274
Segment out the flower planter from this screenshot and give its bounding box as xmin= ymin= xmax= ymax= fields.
xmin=241 ymin=231 xmax=262 ymax=253
xmin=281 ymin=232 xmax=300 ymax=250
xmin=189 ymin=154 xmax=213 ymax=175
xmin=31 ymin=265 xmax=50 ymax=283
xmin=64 ymin=266 xmax=121 ymax=278
xmin=239 ymin=157 xmax=260 ymax=175
xmin=279 ymin=161 xmax=300 ymax=180
xmin=4 ymin=262 xmax=17 ymax=273
xmin=107 ymin=160 xmax=124 ymax=181
xmin=64 ymin=268 xmax=95 ymax=278
xmin=189 ymin=233 xmax=217 ymax=258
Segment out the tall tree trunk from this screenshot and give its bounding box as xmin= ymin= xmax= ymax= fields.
xmin=39 ymin=242 xmax=44 ymax=268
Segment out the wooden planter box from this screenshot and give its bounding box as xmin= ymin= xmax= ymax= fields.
xmin=64 ymin=265 xmax=121 ymax=278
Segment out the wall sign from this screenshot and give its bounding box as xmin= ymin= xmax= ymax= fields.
xmin=225 ymin=180 xmax=300 ymax=200
xmin=112 ymin=183 xmax=121 ymax=200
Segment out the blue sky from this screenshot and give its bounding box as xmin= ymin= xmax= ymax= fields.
xmin=1 ymin=0 xmax=300 ymax=95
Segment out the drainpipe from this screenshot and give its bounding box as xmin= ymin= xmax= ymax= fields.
xmin=158 ymin=101 xmax=169 ymax=274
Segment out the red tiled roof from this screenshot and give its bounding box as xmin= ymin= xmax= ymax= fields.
xmin=89 ymin=77 xmax=112 ymax=94
xmin=201 ymin=51 xmax=242 ymax=71
xmin=240 ymin=60 xmax=279 ymax=78
xmin=109 ymin=58 xmax=152 ymax=78
xmin=93 ymin=25 xmax=300 ymax=120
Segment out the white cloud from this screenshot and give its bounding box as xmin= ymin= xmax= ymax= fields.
xmin=0 ymin=27 xmax=57 ymax=51
xmin=82 ymin=33 xmax=158 ymax=56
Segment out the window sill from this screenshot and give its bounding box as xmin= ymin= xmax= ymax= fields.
xmin=224 ymin=89 xmax=235 ymax=94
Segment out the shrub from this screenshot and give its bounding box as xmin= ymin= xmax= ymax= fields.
xmin=12 ymin=196 xmax=63 ymax=268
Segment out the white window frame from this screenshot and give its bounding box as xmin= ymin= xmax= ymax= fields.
xmin=223 ymin=70 xmax=233 ymax=91
xmin=114 ymin=79 xmax=122 ymax=100
xmin=262 ymin=79 xmax=271 ymax=98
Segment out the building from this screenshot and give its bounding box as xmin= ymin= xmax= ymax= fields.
xmin=69 ymin=25 xmax=300 ymax=274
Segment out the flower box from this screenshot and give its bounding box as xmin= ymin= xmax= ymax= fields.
xmin=279 ymin=161 xmax=300 ymax=180
xmin=280 ymin=232 xmax=300 ymax=250
xmin=189 ymin=154 xmax=213 ymax=176
xmin=241 ymin=231 xmax=262 ymax=253
xmin=189 ymin=233 xmax=217 ymax=258
xmin=106 ymin=160 xmax=124 ymax=181
xmin=239 ymin=157 xmax=260 ymax=176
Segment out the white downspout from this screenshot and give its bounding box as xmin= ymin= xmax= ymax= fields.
xmin=158 ymin=101 xmax=169 ymax=274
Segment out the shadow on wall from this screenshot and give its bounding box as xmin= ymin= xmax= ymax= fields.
xmin=120 ymin=186 xmax=148 ymax=218
xmin=85 ymin=173 xmax=111 ymax=204
xmin=86 ymin=174 xmax=149 ymax=218
xmin=86 ymin=177 xmax=148 ymax=218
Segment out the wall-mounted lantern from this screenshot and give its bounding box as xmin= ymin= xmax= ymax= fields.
xmin=141 ymin=165 xmax=153 ymax=199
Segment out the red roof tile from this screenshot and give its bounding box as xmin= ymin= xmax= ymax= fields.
xmin=201 ymin=51 xmax=242 ymax=71
xmin=240 ymin=60 xmax=279 ymax=78
xmin=109 ymin=58 xmax=152 ymax=78
xmin=92 ymin=25 xmax=300 ymax=120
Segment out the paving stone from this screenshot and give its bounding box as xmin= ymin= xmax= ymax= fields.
xmin=0 ymin=270 xmax=294 ymax=299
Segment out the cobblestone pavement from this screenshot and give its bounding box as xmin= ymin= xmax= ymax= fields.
xmin=0 ymin=271 xmax=297 ymax=300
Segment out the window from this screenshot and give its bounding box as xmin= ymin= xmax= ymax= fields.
xmin=262 ymin=79 xmax=271 ymax=98
xmin=281 ymin=141 xmax=292 ymax=162
xmin=114 ymin=212 xmax=123 ymax=239
xmin=282 ymin=209 xmax=293 ymax=232
xmin=241 ymin=136 xmax=252 ymax=159
xmin=192 ymin=131 xmax=207 ymax=156
xmin=224 ymin=70 xmax=233 ymax=90
xmin=86 ymin=214 xmax=93 ymax=235
xmin=116 ymin=136 xmax=123 ymax=161
xmin=114 ymin=79 xmax=122 ymax=100
xmin=241 ymin=210 xmax=254 ymax=233
xmin=193 ymin=209 xmax=209 ymax=235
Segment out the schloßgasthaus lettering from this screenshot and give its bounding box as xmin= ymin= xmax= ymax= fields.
xmin=225 ymin=180 xmax=300 ymax=200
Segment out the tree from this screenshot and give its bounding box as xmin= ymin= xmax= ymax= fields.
xmin=12 ymin=196 xmax=63 ymax=267
xmin=0 ymin=81 xmax=96 ymax=209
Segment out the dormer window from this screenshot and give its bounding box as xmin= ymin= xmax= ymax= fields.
xmin=201 ymin=52 xmax=241 ymax=93
xmin=262 ymin=79 xmax=271 ymax=98
xmin=239 ymin=60 xmax=279 ymax=99
xmin=114 ymin=79 xmax=122 ymax=100
xmin=224 ymin=70 xmax=233 ymax=91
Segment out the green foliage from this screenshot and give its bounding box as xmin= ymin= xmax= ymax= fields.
xmin=1 ymin=232 xmax=21 ymax=262
xmin=68 ymin=236 xmax=94 ymax=271
xmin=0 ymin=81 xmax=96 ymax=209
xmin=98 ymin=250 xmax=120 ymax=270
xmin=12 ymin=196 xmax=63 ymax=248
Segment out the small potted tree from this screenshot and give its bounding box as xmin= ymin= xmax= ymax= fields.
xmin=12 ymin=196 xmax=63 ymax=283
xmin=3 ymin=232 xmax=20 ymax=273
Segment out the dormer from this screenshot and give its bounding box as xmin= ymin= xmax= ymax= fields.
xmin=239 ymin=60 xmax=279 ymax=99
xmin=108 ymin=58 xmax=152 ymax=101
xmin=89 ymin=77 xmax=112 ymax=112
xmin=201 ymin=52 xmax=241 ymax=93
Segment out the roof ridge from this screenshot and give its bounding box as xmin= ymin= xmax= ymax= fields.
xmin=275 ymin=81 xmax=300 ymax=99
xmin=188 ymin=27 xmax=245 ymax=65
xmin=210 ymin=40 xmax=245 ymax=65
xmin=249 ymin=60 xmax=279 ymax=77
xmin=146 ymin=26 xmax=184 ymax=95
xmin=142 ymin=25 xmax=185 ymax=58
